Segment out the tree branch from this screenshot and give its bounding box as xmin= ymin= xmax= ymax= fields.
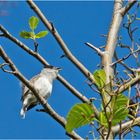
xmin=112 ymin=48 xmax=140 ymax=66
xmin=100 ymin=0 xmax=136 ymax=138
xmin=115 ymin=73 xmax=140 ymax=93
xmin=0 ymin=33 xmax=4 ymax=36
xmin=104 ymin=0 xmax=136 ymax=81
xmin=26 ymin=0 xmax=95 ymax=84
xmin=114 ymin=51 xmax=134 ymax=73
xmin=0 ymin=63 xmax=15 ymax=74
xmin=0 ymin=46 xmax=83 ymax=139
xmin=121 ymin=0 xmax=137 ymax=16
xmin=112 ymin=116 xmax=140 ymax=134
xmin=105 ymin=0 xmax=124 ymax=82
xmin=85 ymin=42 xmax=104 ymax=57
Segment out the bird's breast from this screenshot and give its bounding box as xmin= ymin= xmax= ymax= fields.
xmin=34 ymin=77 xmax=52 ymax=98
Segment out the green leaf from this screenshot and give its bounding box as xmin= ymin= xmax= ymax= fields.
xmin=66 ymin=103 xmax=94 ymax=133
xmin=98 ymin=93 xmax=129 ymax=127
xmin=112 ymin=107 xmax=129 ymax=126
xmin=35 ymin=31 xmax=48 ymax=38
xmin=29 ymin=16 xmax=39 ymax=30
xmin=93 ymin=69 xmax=106 ymax=89
xmin=99 ymin=112 xmax=108 ymax=127
xmin=20 ymin=31 xmax=31 ymax=39
xmin=112 ymin=93 xmax=128 ymax=111
xmin=111 ymin=93 xmax=129 ymax=126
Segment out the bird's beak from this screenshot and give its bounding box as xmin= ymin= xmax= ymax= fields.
xmin=56 ymin=67 xmax=62 ymax=71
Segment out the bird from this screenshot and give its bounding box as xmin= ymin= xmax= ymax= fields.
xmin=20 ymin=66 xmax=61 ymax=119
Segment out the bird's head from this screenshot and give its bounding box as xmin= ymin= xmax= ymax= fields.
xmin=41 ymin=65 xmax=62 ymax=80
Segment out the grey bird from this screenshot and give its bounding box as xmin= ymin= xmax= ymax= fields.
xmin=20 ymin=66 xmax=61 ymax=119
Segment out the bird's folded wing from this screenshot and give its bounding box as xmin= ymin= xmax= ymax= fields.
xmin=21 ymin=74 xmax=40 ymax=101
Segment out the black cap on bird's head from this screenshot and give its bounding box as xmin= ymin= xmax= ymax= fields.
xmin=44 ymin=65 xmax=62 ymax=71
xmin=54 ymin=67 xmax=62 ymax=71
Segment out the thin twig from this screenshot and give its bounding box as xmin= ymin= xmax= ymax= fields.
xmin=115 ymin=73 xmax=140 ymax=94
xmin=114 ymin=51 xmax=134 ymax=73
xmin=97 ymin=126 xmax=105 ymax=139
xmin=119 ymin=122 xmax=123 ymax=140
xmin=100 ymin=34 xmax=108 ymax=38
xmin=34 ymin=40 xmax=38 ymax=52
xmin=85 ymin=80 xmax=100 ymax=94
xmin=0 ymin=33 xmax=4 ymax=36
xmin=0 ymin=62 xmax=16 ymax=74
xmin=121 ymin=1 xmax=137 ymax=16
xmin=112 ymin=52 xmax=132 ymax=66
xmin=0 ymin=62 xmax=9 ymax=68
xmin=122 ymin=2 xmax=139 ymax=59
xmin=85 ymin=42 xmax=104 ymax=57
xmin=0 ymin=46 xmax=83 ymax=139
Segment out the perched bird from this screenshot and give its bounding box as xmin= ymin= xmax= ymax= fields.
xmin=20 ymin=66 xmax=61 ymax=119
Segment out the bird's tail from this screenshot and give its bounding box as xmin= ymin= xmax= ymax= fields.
xmin=20 ymin=106 xmax=27 ymax=119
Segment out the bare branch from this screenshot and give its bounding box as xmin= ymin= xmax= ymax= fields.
xmin=85 ymin=80 xmax=100 ymax=94
xmin=0 ymin=24 xmax=100 ymax=117
xmin=100 ymin=1 xmax=137 ymax=138
xmin=1 ymin=67 xmax=15 ymax=74
xmin=121 ymin=1 xmax=137 ymax=16
xmin=0 ymin=62 xmax=16 ymax=74
xmin=0 ymin=46 xmax=83 ymax=139
xmin=104 ymin=0 xmax=136 ymax=81
xmin=112 ymin=116 xmax=140 ymax=134
xmin=105 ymin=0 xmax=124 ymax=81
xmin=100 ymin=34 xmax=108 ymax=38
xmin=119 ymin=122 xmax=123 ymax=139
xmin=112 ymin=48 xmax=140 ymax=66
xmin=115 ymin=74 xmax=140 ymax=93
xmin=112 ymin=53 xmax=132 ymax=66
xmin=26 ymin=0 xmax=95 ymax=84
xmin=0 ymin=33 xmax=4 ymax=36
xmin=85 ymin=42 xmax=104 ymax=57
xmin=0 ymin=63 xmax=9 ymax=67
xmin=114 ymin=51 xmax=134 ymax=73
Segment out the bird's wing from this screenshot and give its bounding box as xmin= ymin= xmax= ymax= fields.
xmin=27 ymin=102 xmax=38 ymax=111
xmin=20 ymin=83 xmax=29 ymax=101
xmin=21 ymin=74 xmax=40 ymax=101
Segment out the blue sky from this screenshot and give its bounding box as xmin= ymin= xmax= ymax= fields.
xmin=0 ymin=1 xmax=139 ymax=139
